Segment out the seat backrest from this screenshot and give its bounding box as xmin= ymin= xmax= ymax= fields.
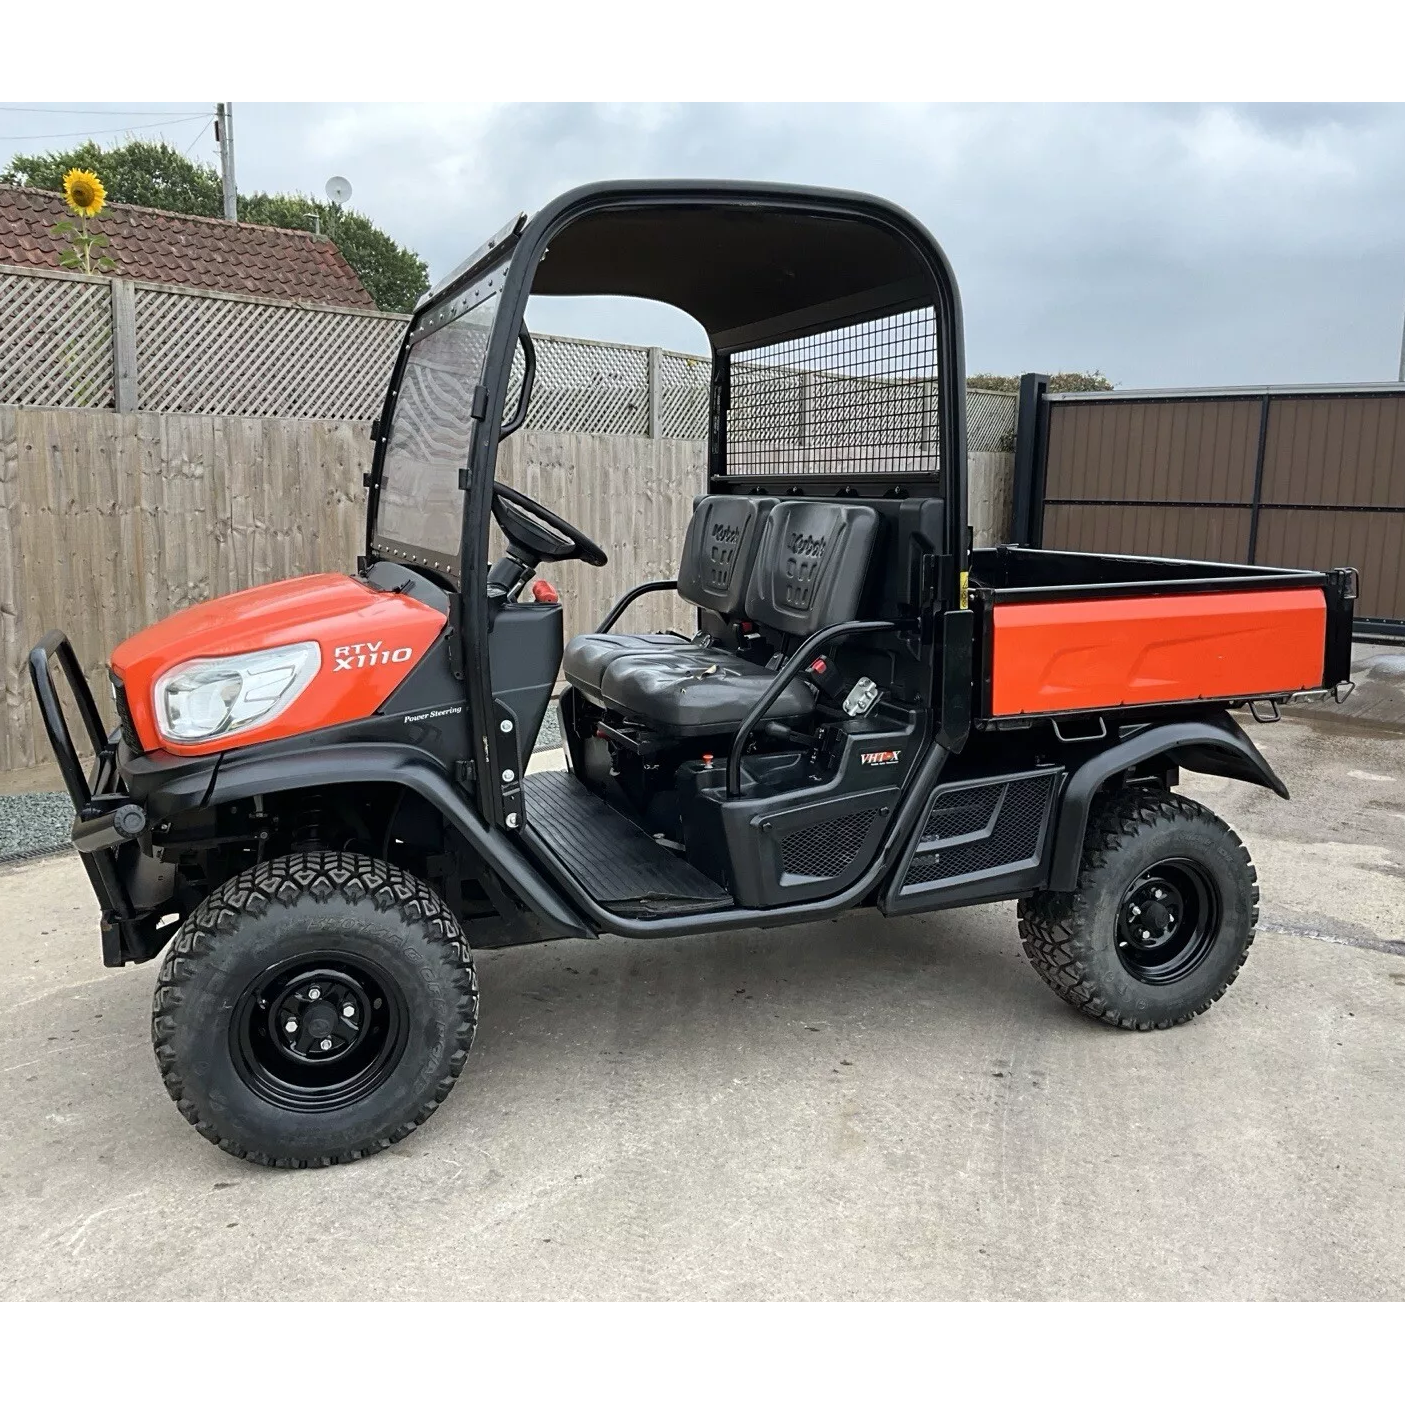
xmin=744 ymin=500 xmax=880 ymax=638
xmin=676 ymin=495 xmax=775 ymax=617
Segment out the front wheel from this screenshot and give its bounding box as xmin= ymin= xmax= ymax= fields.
xmin=1017 ymin=788 xmax=1258 ymax=1030
xmin=151 ymin=852 xmax=479 ymax=1167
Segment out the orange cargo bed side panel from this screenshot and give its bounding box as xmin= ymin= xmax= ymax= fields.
xmin=989 ymin=587 xmax=1327 ymax=717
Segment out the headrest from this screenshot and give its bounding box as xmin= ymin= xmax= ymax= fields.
xmin=744 ymin=500 xmax=880 ymax=637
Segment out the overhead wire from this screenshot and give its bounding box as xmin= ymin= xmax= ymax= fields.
xmin=183 ymin=116 xmax=216 ymax=157
xmin=0 ymin=115 xmax=212 ymax=142
xmin=0 ymin=106 xmax=211 ymax=117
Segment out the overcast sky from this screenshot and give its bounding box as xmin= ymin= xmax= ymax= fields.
xmin=3 ymin=102 xmax=1403 ymax=387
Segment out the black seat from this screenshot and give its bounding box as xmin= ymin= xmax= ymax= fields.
xmin=563 ymin=630 xmax=693 ymax=695
xmin=596 ymin=500 xmax=881 ymax=734
xmin=562 ymin=494 xmax=774 ymax=696
xmin=600 ymin=653 xmax=817 ymax=736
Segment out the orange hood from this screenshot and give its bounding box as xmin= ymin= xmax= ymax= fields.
xmin=111 ymin=573 xmax=446 ymax=756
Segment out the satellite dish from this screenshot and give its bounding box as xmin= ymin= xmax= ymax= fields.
xmin=325 ymin=176 xmax=353 ymax=207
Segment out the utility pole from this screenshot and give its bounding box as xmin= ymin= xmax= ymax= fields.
xmin=215 ymin=102 xmax=237 ymax=223
xmin=1399 ymin=298 xmax=1405 ymax=381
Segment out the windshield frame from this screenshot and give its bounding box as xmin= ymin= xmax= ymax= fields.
xmin=366 ymin=260 xmax=512 ymax=586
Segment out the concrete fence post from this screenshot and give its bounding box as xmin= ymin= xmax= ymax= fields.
xmin=110 ymin=278 xmax=139 ymax=414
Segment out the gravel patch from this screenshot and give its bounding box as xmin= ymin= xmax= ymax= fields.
xmin=535 ymin=703 xmax=562 ymax=751
xmin=0 ymin=791 xmax=76 ymax=863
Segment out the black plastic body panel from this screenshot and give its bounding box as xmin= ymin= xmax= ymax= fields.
xmin=684 ymin=711 xmax=919 ymax=906
xmin=488 ymin=601 xmax=563 ymax=758
xmin=880 ymin=766 xmax=1061 ymax=915
xmin=187 ymin=743 xmax=588 ymax=940
xmin=1045 ymin=713 xmax=1286 ymax=890
xmin=517 ymin=739 xmax=952 ymax=939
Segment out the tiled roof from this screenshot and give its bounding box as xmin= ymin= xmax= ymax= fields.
xmin=0 ymin=184 xmax=376 ymax=309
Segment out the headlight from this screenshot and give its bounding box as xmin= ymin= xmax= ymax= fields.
xmin=154 ymin=642 xmax=321 ymax=744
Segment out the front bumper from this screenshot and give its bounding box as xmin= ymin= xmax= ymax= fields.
xmin=29 ymin=631 xmax=174 ymax=966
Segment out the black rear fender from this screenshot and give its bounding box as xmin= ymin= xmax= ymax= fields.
xmin=1046 ymin=713 xmax=1285 ymax=891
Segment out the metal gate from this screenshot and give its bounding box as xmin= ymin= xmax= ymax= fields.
xmin=1010 ymin=377 xmax=1405 ymax=636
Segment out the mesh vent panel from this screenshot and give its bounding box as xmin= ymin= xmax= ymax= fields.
xmin=111 ymin=674 xmax=143 ymax=756
xmin=726 ymin=309 xmax=940 ymax=478
xmin=906 ymin=773 xmax=1055 ymax=888
xmin=781 ymin=808 xmax=882 ymax=878
xmin=922 ymin=782 xmax=1002 ymax=842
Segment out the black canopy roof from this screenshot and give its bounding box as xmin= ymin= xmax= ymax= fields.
xmin=521 ymin=187 xmax=941 ymax=353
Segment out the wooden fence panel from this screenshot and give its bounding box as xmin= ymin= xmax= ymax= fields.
xmin=3 ymin=406 xmax=1012 ymax=780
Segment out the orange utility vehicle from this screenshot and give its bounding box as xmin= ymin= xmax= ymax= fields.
xmin=31 ymin=182 xmax=1357 ymax=1167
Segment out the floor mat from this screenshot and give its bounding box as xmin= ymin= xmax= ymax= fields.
xmin=522 ymin=769 xmax=731 ymax=915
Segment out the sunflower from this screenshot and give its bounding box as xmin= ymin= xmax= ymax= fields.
xmin=63 ymin=168 xmax=106 ymax=218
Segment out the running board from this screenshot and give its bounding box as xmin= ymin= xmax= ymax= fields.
xmin=522 ymin=770 xmax=733 ymax=918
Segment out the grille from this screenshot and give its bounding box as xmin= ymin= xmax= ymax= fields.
xmin=725 ymin=308 xmax=940 ymax=478
xmin=905 ymin=773 xmax=1055 ymax=888
xmin=110 ymin=674 xmax=143 ymax=755
xmin=780 ymin=808 xmax=883 ymax=878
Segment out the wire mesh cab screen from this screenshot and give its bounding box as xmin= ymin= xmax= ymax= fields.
xmin=723 ymin=307 xmax=940 ymax=481
xmin=374 ymin=268 xmax=504 ymax=581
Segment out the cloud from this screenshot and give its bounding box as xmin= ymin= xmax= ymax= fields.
xmin=4 ymin=102 xmax=1403 ymax=383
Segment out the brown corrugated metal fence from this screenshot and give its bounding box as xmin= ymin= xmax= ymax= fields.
xmin=1021 ymin=383 xmax=1405 ymax=633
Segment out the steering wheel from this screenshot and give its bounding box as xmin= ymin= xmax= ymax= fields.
xmin=491 ymin=482 xmax=608 ymax=568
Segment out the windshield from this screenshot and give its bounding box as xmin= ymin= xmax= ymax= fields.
xmin=373 ymin=273 xmax=503 ymax=580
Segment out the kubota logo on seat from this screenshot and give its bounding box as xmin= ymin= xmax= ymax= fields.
xmin=786 ymin=531 xmax=827 ymax=559
xmin=333 ymin=640 xmax=414 ymax=672
xmin=711 ymin=521 xmax=742 ymax=544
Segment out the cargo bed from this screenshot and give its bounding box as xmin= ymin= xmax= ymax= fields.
xmin=968 ymin=546 xmax=1357 ymax=722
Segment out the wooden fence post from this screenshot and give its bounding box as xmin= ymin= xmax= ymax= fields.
xmin=647 ymin=346 xmax=662 ymax=439
xmin=111 ymin=278 xmax=139 ymax=414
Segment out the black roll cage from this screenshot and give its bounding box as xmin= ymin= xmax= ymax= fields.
xmin=365 ymin=180 xmax=971 ymax=832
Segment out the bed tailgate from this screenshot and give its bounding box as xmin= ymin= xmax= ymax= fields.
xmin=987 ymin=585 xmax=1333 ymax=718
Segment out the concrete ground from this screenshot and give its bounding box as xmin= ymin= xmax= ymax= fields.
xmin=2 ymin=714 xmax=1403 ymax=1300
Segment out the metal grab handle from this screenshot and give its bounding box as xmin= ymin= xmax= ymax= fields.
xmin=28 ymin=630 xmax=109 ymax=809
xmin=595 ymin=579 xmax=679 ymax=633
xmin=498 ymin=327 xmax=537 ymax=441
xmin=725 ymin=619 xmax=900 ymax=797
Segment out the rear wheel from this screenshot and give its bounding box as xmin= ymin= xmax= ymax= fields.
xmin=151 ymin=851 xmax=479 ymax=1167
xmin=1017 ymin=788 xmax=1258 ymax=1030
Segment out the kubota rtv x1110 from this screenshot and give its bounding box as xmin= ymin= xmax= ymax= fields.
xmin=32 ymin=181 xmax=1356 ymax=1167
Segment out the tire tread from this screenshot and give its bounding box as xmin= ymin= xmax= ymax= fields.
xmin=150 ymin=851 xmax=479 ymax=1168
xmin=1017 ymin=787 xmax=1259 ymax=1031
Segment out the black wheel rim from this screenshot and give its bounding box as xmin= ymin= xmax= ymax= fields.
xmin=231 ymin=952 xmax=409 ymax=1113
xmin=1116 ymin=857 xmax=1222 ymax=985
